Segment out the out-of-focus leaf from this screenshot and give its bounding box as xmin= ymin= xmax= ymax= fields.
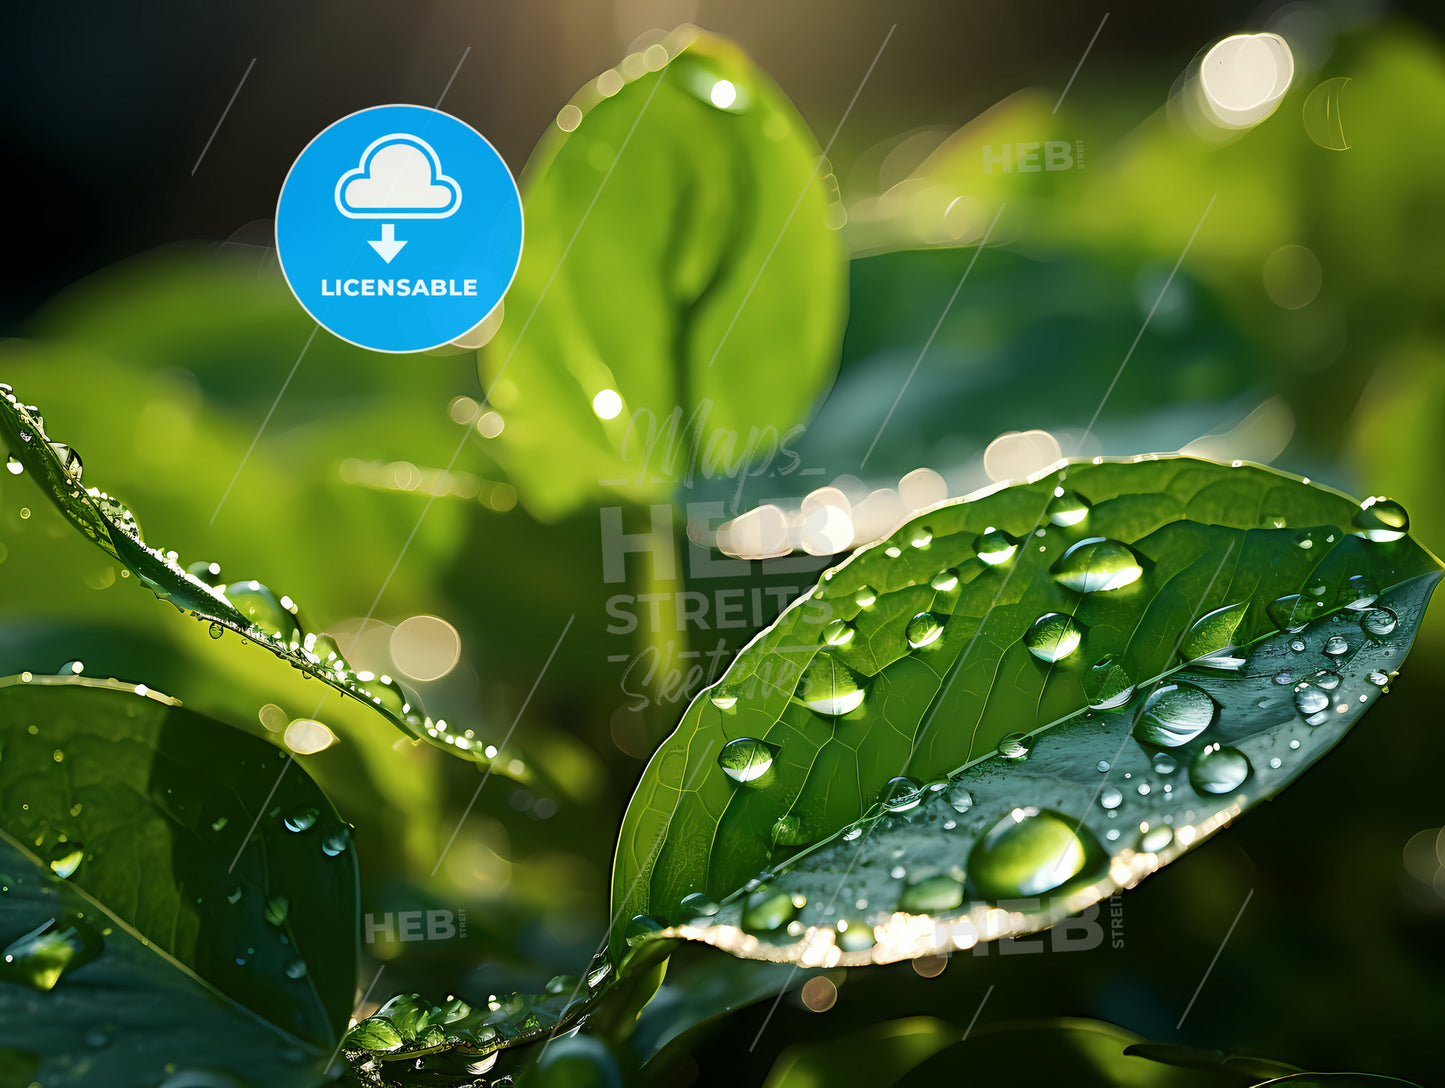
xmin=0 ymin=834 xmax=323 ymax=1088
xmin=0 ymin=385 xmax=498 ymax=769
xmin=762 ymin=1016 xmax=957 ymax=1088
xmin=480 ymin=27 xmax=847 ymax=520
xmin=0 ymin=673 xmax=357 ymax=1059
xmin=610 ymin=457 xmax=1440 ymax=964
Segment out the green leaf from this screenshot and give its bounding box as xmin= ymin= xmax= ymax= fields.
xmin=0 ymin=383 xmax=500 ymax=769
xmin=0 ymin=834 xmax=325 ymax=1088
xmin=480 ymin=28 xmax=847 ymax=520
xmin=0 ymin=673 xmax=358 ymax=1053
xmin=609 ymin=457 xmax=1441 ymax=963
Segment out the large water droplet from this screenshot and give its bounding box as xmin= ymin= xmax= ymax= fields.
xmin=1179 ymin=602 xmax=1249 ymax=667
xmin=48 ymin=842 xmax=84 ymax=879
xmin=48 ymin=443 xmax=82 ymax=481
xmin=996 ymin=733 xmax=1031 ymax=760
xmin=909 ymin=526 xmax=933 ymax=549
xmin=974 ymin=527 xmax=1017 ymax=566
xmin=855 ymin=585 xmax=878 ymax=608
xmin=1293 ymin=680 xmax=1331 ymax=723
xmin=1189 ymin=745 xmax=1252 ymax=794
xmin=283 ymin=807 xmax=318 ymax=833
xmin=1099 ymin=787 xmax=1123 ymax=810
xmin=741 ymin=886 xmax=799 ymax=933
xmin=880 ymin=777 xmax=924 ymax=813
xmin=224 ymin=581 xmax=303 ymax=643
xmin=1023 ymin=613 xmax=1083 ymax=662
xmin=718 ymin=737 xmax=777 ymax=784
xmin=946 ymin=782 xmax=974 ymax=813
xmin=967 ymin=807 xmax=1095 ymax=898
xmin=1046 ymin=488 xmax=1091 ymax=527
xmin=1361 ymin=607 xmax=1398 ymax=637
xmin=4 ymin=455 xmax=21 ymax=476
xmin=0 ymin=914 xmax=104 ymax=991
xmin=285 ymin=957 xmax=308 ymax=980
xmin=1340 ymin=575 xmax=1379 ymax=611
xmin=822 ymin=619 xmax=854 ymax=646
xmin=795 ymin=654 xmax=867 ymax=716
xmin=187 ymin=560 xmax=224 ymax=587
xmin=1134 ymin=683 xmax=1217 ymax=747
xmin=898 ymin=873 xmax=965 ymax=913
xmin=906 ymin=612 xmax=945 ymax=649
xmin=1353 ymin=497 xmax=1408 ymax=542
xmin=1267 ymin=594 xmax=1327 ymax=633
xmin=1138 ymin=825 xmax=1173 ymax=853
xmin=1084 ymin=655 xmax=1135 ymax=710
xmin=929 ymin=568 xmax=960 ymax=592
xmin=679 ymin=892 xmax=720 ymax=920
xmin=771 ymin=814 xmax=808 ymax=847
xmin=1050 ymin=538 xmax=1143 ymax=593
xmin=321 ymin=825 xmax=353 ymax=857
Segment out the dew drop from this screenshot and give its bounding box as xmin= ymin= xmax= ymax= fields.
xmin=930 ymin=568 xmax=960 ymax=592
xmin=974 ymin=527 xmax=1017 ymax=566
xmin=264 ymin=895 xmax=290 ymax=927
xmin=1050 ymin=538 xmax=1143 ymax=593
xmin=1134 ymin=683 xmax=1217 ymax=747
xmin=822 ymin=618 xmax=854 ymax=647
xmin=967 ymin=807 xmax=1096 ymax=898
xmin=906 ymin=612 xmax=946 ymax=650
xmin=1179 ymin=602 xmax=1249 ymax=667
xmin=1046 ymin=488 xmax=1091 ymax=527
xmin=1290 ymin=639 xmax=1306 ymax=653
xmin=354 ymin=672 xmax=410 ymax=716
xmin=855 ymin=585 xmax=878 ymax=608
xmin=1268 ymin=594 xmax=1327 ymax=633
xmin=321 ymin=825 xmax=353 ymax=856
xmin=187 ymin=560 xmax=225 ymax=587
xmin=1323 ymin=634 xmax=1349 ymax=657
xmin=880 ymin=777 xmax=923 ymax=813
xmin=996 ymin=733 xmax=1031 ymax=761
xmin=946 ymin=781 xmax=974 ymax=813
xmin=909 ymin=527 xmax=933 ymax=549
xmin=1084 ymin=654 xmax=1135 ymax=709
xmin=1189 ymin=745 xmax=1251 ymax=794
xmin=0 ymin=914 xmax=104 ymax=991
xmin=898 ymin=873 xmax=965 ymax=913
xmin=3 ymin=455 xmax=21 ymax=476
xmin=1151 ymin=752 xmax=1178 ymax=775
xmin=48 ymin=443 xmax=82 ymax=481
xmin=795 ymin=654 xmax=868 ymax=716
xmin=1293 ymin=680 xmax=1331 ymax=721
xmin=679 ymin=892 xmax=720 ymax=920
xmin=1273 ymin=671 xmax=1293 ymax=685
xmin=1100 ymin=787 xmax=1123 ymax=810
xmin=224 ymin=581 xmax=303 ymax=643
xmin=718 ymin=738 xmax=776 ymax=785
xmin=285 ymin=958 xmax=307 ymax=980
xmin=47 ymin=842 xmax=84 ymax=879
xmin=283 ymin=807 xmax=318 ymax=833
xmin=1367 ymin=671 xmax=1389 ymax=687
xmin=836 ymin=918 xmax=875 ymax=951
xmin=1340 ymin=575 xmax=1379 ymax=610
xmin=1138 ymin=826 xmax=1173 ymax=853
xmin=1023 ymin=612 xmax=1083 ymax=662
xmin=1353 ymin=497 xmax=1408 ymax=542
xmin=741 ymin=886 xmax=799 ymax=933
xmin=208 ymin=623 xmax=224 ymax=640
xmin=1361 ymin=607 xmax=1398 ymax=637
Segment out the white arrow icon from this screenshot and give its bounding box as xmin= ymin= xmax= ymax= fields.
xmin=368 ymin=223 xmax=407 ymax=263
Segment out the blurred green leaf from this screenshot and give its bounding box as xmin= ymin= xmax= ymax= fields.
xmin=0 ymin=834 xmax=323 ymax=1088
xmin=611 ymin=458 xmax=1440 ymax=963
xmin=480 ymin=27 xmax=847 ymax=519
xmin=0 ymin=673 xmax=356 ymax=1063
xmin=762 ymin=1015 xmax=957 ymax=1088
xmin=0 ymin=383 xmax=502 ymax=770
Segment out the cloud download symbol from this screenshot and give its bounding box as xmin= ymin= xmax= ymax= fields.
xmin=334 ymin=134 xmax=462 ymax=263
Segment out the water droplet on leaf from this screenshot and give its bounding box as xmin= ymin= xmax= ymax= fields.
xmin=905 ymin=612 xmax=945 ymax=649
xmin=1023 ymin=612 xmax=1083 ymax=662
xmin=1134 ymin=683 xmax=1217 ymax=747
xmin=1189 ymin=745 xmax=1252 ymax=794
xmin=718 ymin=737 xmax=777 ymax=784
xmin=1050 ymin=538 xmax=1143 ymax=593
xmin=968 ymin=807 xmax=1096 ymax=898
xmin=795 ymin=654 xmax=867 ymax=716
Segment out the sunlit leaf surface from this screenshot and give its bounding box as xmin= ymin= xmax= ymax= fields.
xmin=610 ymin=457 xmax=1441 ymax=964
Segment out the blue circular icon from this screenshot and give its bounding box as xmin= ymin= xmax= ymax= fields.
xmin=276 ymin=104 xmax=523 ymax=353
